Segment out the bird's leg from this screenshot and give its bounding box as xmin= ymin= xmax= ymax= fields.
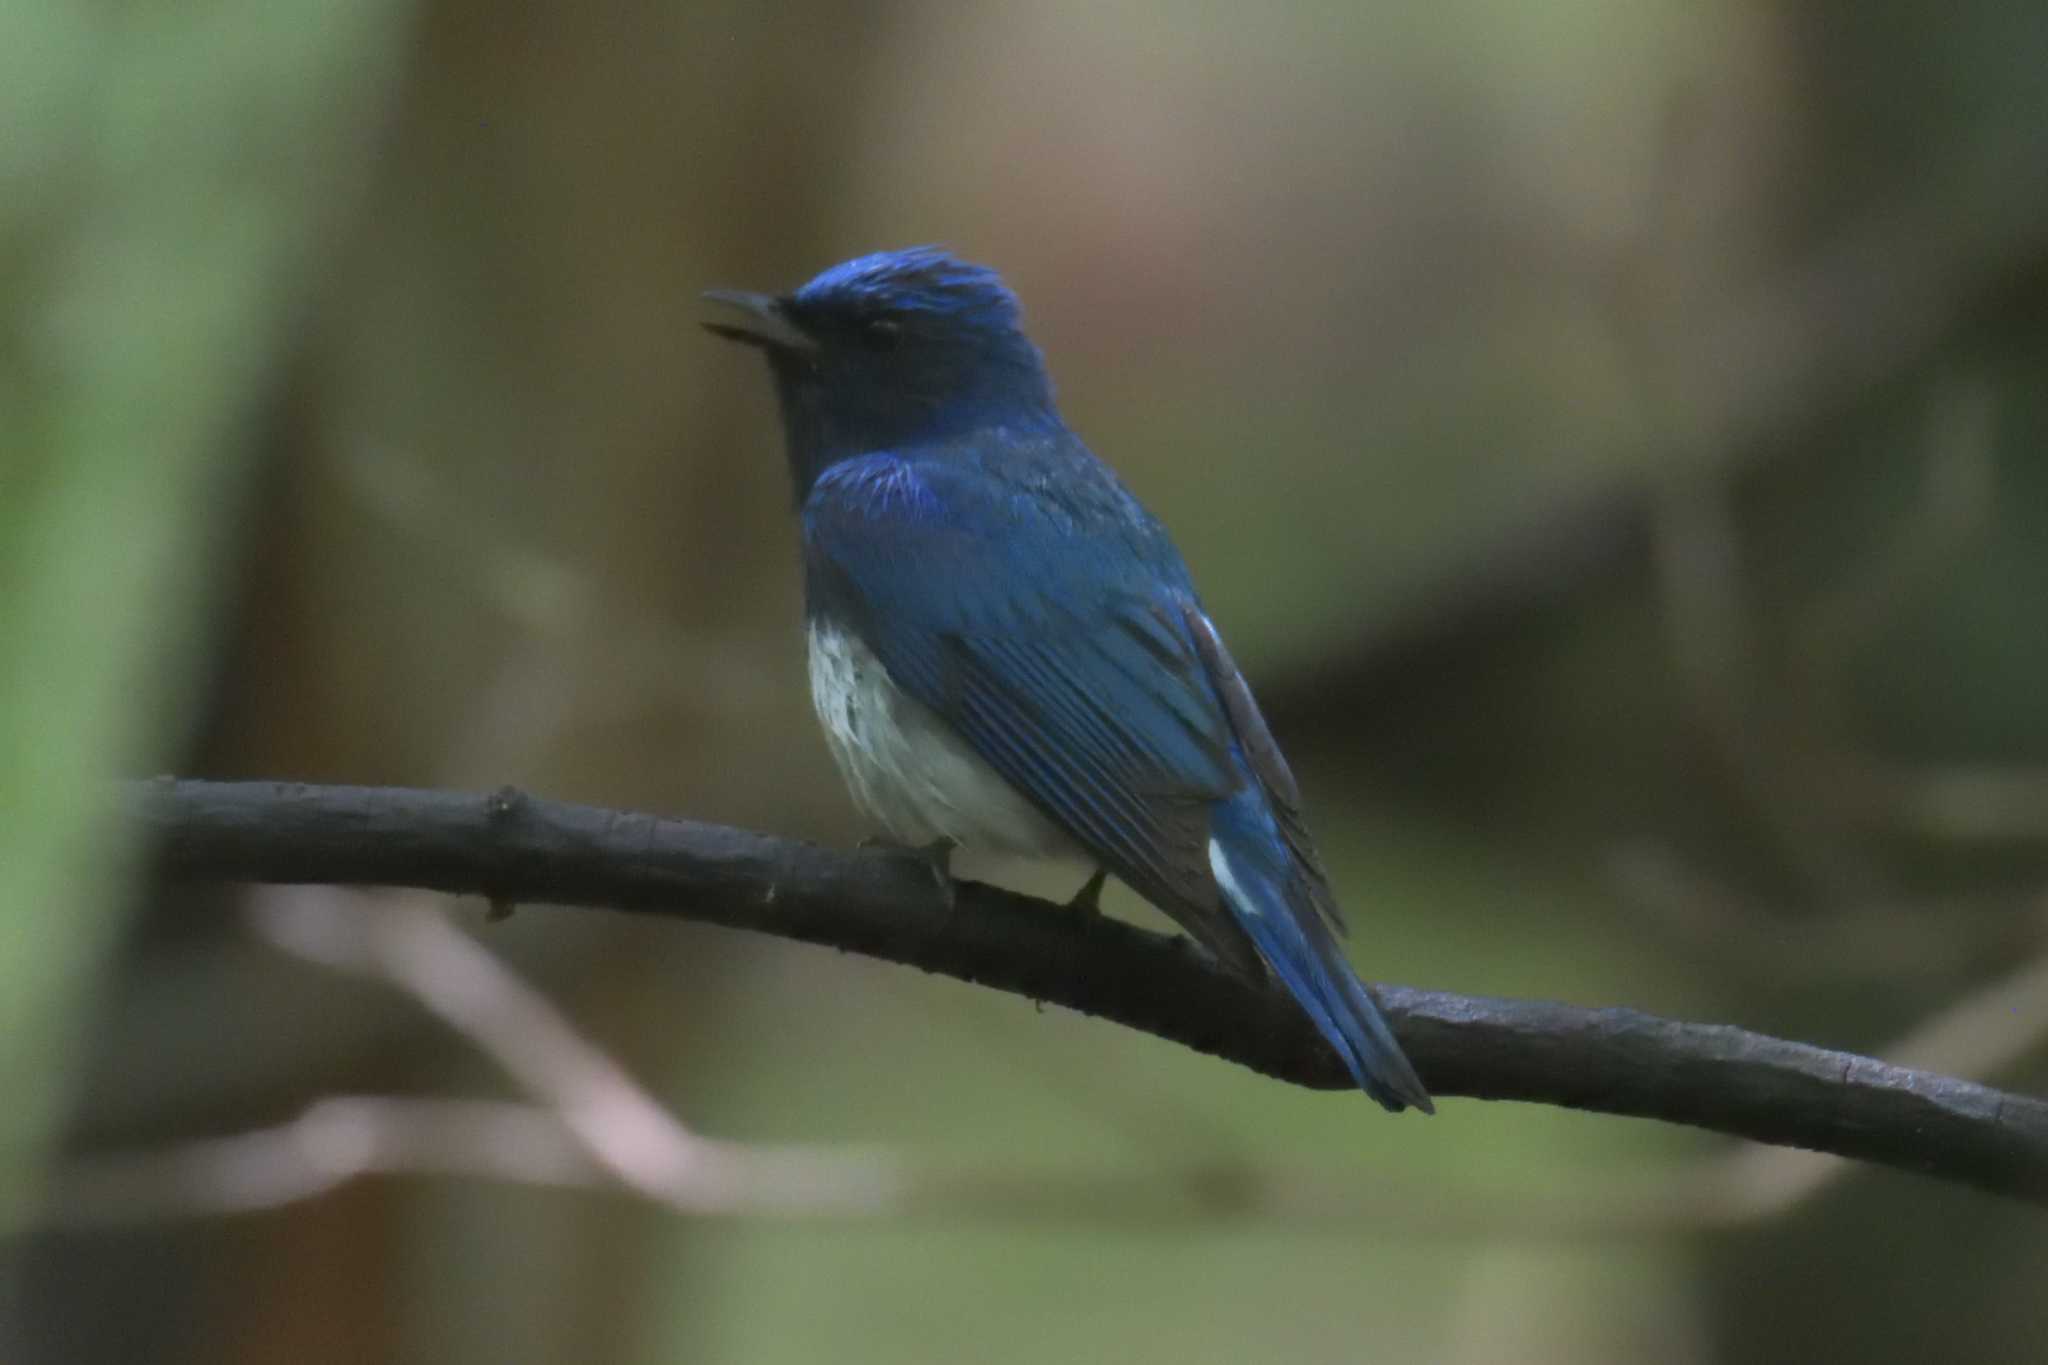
xmin=915 ymin=836 xmax=957 ymax=889
xmin=1066 ymin=866 xmax=1109 ymax=914
xmin=862 ymin=834 xmax=958 ymax=909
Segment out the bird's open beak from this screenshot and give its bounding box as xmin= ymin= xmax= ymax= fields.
xmin=700 ymin=290 xmax=816 ymax=352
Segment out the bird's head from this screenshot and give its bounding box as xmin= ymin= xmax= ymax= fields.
xmin=704 ymin=248 xmax=1059 ymax=492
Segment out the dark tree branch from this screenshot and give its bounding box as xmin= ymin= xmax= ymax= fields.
xmin=129 ymin=779 xmax=2048 ymax=1208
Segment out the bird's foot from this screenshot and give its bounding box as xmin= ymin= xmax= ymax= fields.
xmin=862 ymin=835 xmax=958 ymax=910
xmin=1066 ymin=866 xmax=1109 ymax=915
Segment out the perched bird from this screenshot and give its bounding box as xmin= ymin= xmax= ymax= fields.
xmin=704 ymin=248 xmax=1432 ymax=1113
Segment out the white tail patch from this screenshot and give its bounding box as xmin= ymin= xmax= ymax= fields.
xmin=1207 ymin=837 xmax=1263 ymax=918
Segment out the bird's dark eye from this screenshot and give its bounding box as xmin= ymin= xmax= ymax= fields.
xmin=864 ymin=317 xmax=902 ymax=349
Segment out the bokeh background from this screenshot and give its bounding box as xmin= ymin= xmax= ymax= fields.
xmin=8 ymin=2 xmax=2048 ymax=1361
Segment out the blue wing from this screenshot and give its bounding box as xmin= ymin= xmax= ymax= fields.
xmin=801 ymin=450 xmax=1262 ymax=973
xmin=804 ymin=448 xmax=1432 ymax=1110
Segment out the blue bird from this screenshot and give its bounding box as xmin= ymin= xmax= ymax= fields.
xmin=704 ymin=248 xmax=1432 ymax=1113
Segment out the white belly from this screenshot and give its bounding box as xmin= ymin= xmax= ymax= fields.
xmin=806 ymin=621 xmax=1075 ymax=857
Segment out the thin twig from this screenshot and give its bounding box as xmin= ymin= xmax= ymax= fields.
xmin=46 ymin=1096 xmax=903 ymax=1225
xmin=33 ymin=1093 xmax=1699 ymax=1234
xmin=1606 ymin=842 xmax=2048 ymax=984
xmin=249 ymin=886 xmax=783 ymax=1201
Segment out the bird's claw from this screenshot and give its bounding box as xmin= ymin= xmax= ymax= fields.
xmin=864 ymin=835 xmax=957 ymax=910
xmin=1066 ymin=866 xmax=1109 ymax=914
xmin=916 ymin=836 xmax=958 ymax=909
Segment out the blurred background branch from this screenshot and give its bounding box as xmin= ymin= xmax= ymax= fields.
xmin=1262 ymin=151 xmax=2048 ymax=711
xmin=48 ymin=881 xmax=2048 ymax=1236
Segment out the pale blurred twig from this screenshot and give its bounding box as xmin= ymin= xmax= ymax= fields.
xmin=241 ymin=885 xmax=905 ymax=1214
xmin=338 ymin=439 xmax=790 ymax=734
xmin=46 ymin=1095 xmax=911 ymax=1226
xmin=1620 ymin=88 xmax=1883 ymax=905
xmin=1608 ymin=842 xmax=2048 ymax=984
xmin=1795 ymin=375 xmax=1998 ymax=709
xmin=1787 ymin=374 xmax=2048 ymax=846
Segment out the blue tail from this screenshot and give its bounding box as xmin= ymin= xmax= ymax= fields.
xmin=1208 ymin=794 xmax=1433 ymax=1113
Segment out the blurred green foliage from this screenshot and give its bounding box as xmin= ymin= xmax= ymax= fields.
xmin=0 ymin=1 xmax=408 ymax=1229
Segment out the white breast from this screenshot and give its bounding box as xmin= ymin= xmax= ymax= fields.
xmin=806 ymin=621 xmax=1075 ymax=858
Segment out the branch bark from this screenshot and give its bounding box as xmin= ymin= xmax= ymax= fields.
xmin=129 ymin=778 xmax=2048 ymax=1208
